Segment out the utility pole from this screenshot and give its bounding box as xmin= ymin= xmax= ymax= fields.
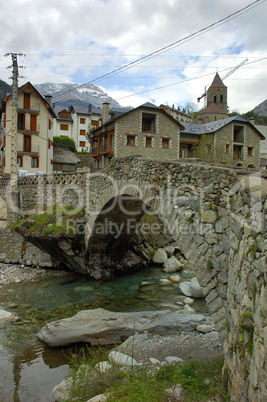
xmin=10 ymin=53 xmax=19 ymax=190
xmin=5 ymin=52 xmax=24 ymax=225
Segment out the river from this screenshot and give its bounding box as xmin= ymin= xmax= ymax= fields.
xmin=0 ymin=265 xmax=207 ymax=401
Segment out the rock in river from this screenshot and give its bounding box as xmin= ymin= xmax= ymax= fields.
xmin=37 ymin=308 xmax=208 ymax=347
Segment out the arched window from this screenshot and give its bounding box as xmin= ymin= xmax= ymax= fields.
xmin=220 ymin=94 xmax=223 ymax=103
xmin=214 ymin=95 xmax=217 ymax=103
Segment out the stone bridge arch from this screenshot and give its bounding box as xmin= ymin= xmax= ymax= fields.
xmin=84 ymin=158 xmax=266 ymax=338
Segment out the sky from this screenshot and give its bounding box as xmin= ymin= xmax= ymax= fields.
xmin=0 ymin=0 xmax=267 ymax=113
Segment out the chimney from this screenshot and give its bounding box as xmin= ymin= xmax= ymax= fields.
xmin=44 ymin=95 xmax=52 ymax=106
xmin=88 ymin=103 xmax=92 ymax=113
xmin=102 ymin=102 xmax=110 ymax=124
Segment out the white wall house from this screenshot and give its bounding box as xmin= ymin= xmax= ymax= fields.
xmin=53 ymin=104 xmax=102 ymax=152
xmin=1 ymin=82 xmax=56 ymax=174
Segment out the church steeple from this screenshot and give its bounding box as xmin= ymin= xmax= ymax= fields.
xmin=206 ymin=73 xmax=228 ymax=113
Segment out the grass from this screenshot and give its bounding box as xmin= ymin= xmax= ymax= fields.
xmin=64 ymin=346 xmax=230 ymax=402
xmin=11 ymin=205 xmax=85 ymax=237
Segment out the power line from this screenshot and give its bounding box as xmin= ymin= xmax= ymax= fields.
xmin=115 ymin=57 xmax=267 ymax=101
xmin=51 ymin=0 xmax=265 ymax=101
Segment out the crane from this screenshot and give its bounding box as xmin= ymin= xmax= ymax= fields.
xmin=197 ymin=58 xmax=248 ymax=104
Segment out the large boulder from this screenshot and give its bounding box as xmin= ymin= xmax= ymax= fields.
xmin=179 ymin=282 xmax=192 ymax=297
xmin=38 ymin=308 xmax=207 ymax=347
xmin=163 ymin=256 xmax=183 ymax=273
xmin=152 ymin=248 xmax=168 ymax=264
xmin=190 ymin=277 xmax=205 ymax=298
xmin=0 ymin=310 xmax=14 ymax=328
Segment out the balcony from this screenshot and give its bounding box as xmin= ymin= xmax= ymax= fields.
xmin=17 ymin=123 xmax=40 ymax=135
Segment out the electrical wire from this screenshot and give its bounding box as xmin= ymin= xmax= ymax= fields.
xmin=50 ymin=0 xmax=266 ymax=101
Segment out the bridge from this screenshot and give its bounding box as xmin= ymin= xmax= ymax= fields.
xmin=0 ymin=156 xmax=266 ymax=400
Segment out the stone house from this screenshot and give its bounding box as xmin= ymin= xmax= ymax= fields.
xmin=53 ymin=103 xmax=102 ymax=152
xmin=89 ymin=102 xmax=184 ymax=169
xmin=180 ymin=116 xmax=264 ymax=168
xmin=159 ymin=104 xmax=192 ymax=123
xmin=1 ymin=82 xmax=56 ymax=174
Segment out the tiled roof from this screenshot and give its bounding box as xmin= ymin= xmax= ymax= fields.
xmin=141 ymin=102 xmax=159 ymax=109
xmin=210 ymin=73 xmax=227 ymax=88
xmin=181 ymin=116 xmax=264 ymax=138
xmin=53 ymin=146 xmax=81 ymax=164
xmin=198 ymin=103 xmax=226 ymax=114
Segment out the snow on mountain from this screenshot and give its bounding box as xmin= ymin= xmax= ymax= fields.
xmin=35 ymin=82 xmax=121 ymax=108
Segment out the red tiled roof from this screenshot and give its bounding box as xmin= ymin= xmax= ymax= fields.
xmin=198 ymin=103 xmax=227 ymax=114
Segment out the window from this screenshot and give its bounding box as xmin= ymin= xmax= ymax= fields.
xmin=220 ymin=94 xmax=223 ymax=103
xmin=233 ymin=125 xmax=244 ymax=143
xmin=127 ymin=135 xmax=135 ymax=146
xmin=206 ymin=144 xmax=212 ymax=153
xmin=60 ymin=124 xmax=68 ymax=131
xmin=23 ymin=135 xmax=31 ymax=152
xmin=142 ymin=113 xmax=156 ymax=133
xmin=247 ymin=147 xmax=253 ymax=156
xmin=146 ymin=137 xmax=152 ymax=147
xmin=80 ymin=118 xmax=85 ymax=124
xmin=31 ymin=157 xmax=39 ymax=168
xmin=214 ymin=95 xmax=217 ymax=103
xmin=91 ymin=120 xmax=100 ymax=127
xmin=18 ymin=113 xmax=25 ymax=130
xmin=162 ymin=138 xmax=170 ymax=149
xmin=225 ymin=144 xmax=230 ymax=154
xmin=79 ymin=141 xmax=86 ymax=147
xmin=60 ymin=110 xmax=68 ymax=118
xmin=17 ymin=156 xmax=23 ymax=167
xmin=80 ymin=130 xmax=86 ymax=136
xmin=23 ymin=93 xmax=30 ymax=109
xmin=30 ymin=114 xmax=37 ymax=132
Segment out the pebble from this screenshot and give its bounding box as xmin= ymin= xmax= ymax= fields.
xmin=0 ymin=262 xmax=71 ymax=286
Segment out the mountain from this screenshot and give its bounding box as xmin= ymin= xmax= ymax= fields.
xmin=0 ymin=79 xmax=12 ymax=101
xmin=253 ymin=99 xmax=267 ymax=116
xmin=34 ymin=82 xmax=121 ymax=109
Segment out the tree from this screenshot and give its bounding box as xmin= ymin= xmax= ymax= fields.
xmin=53 ymin=136 xmax=76 ymax=151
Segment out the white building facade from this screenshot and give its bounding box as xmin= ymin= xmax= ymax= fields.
xmin=1 ymin=82 xmax=56 ymax=174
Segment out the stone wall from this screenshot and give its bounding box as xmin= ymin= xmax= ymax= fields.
xmin=224 ymin=181 xmax=267 ymax=401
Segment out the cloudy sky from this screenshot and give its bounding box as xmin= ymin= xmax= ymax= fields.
xmin=0 ymin=0 xmax=266 ymax=113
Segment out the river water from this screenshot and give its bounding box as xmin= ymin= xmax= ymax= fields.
xmin=0 ymin=265 xmax=207 ymax=401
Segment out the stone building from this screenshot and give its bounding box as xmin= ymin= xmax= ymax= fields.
xmin=89 ymin=102 xmax=184 ymax=169
xmin=159 ymin=104 xmax=192 ymax=122
xmin=1 ymin=82 xmax=56 ymax=174
xmin=180 ymin=116 xmax=264 ymax=168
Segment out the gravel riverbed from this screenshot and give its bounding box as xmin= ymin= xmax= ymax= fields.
xmin=0 ymin=262 xmax=72 ymax=285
